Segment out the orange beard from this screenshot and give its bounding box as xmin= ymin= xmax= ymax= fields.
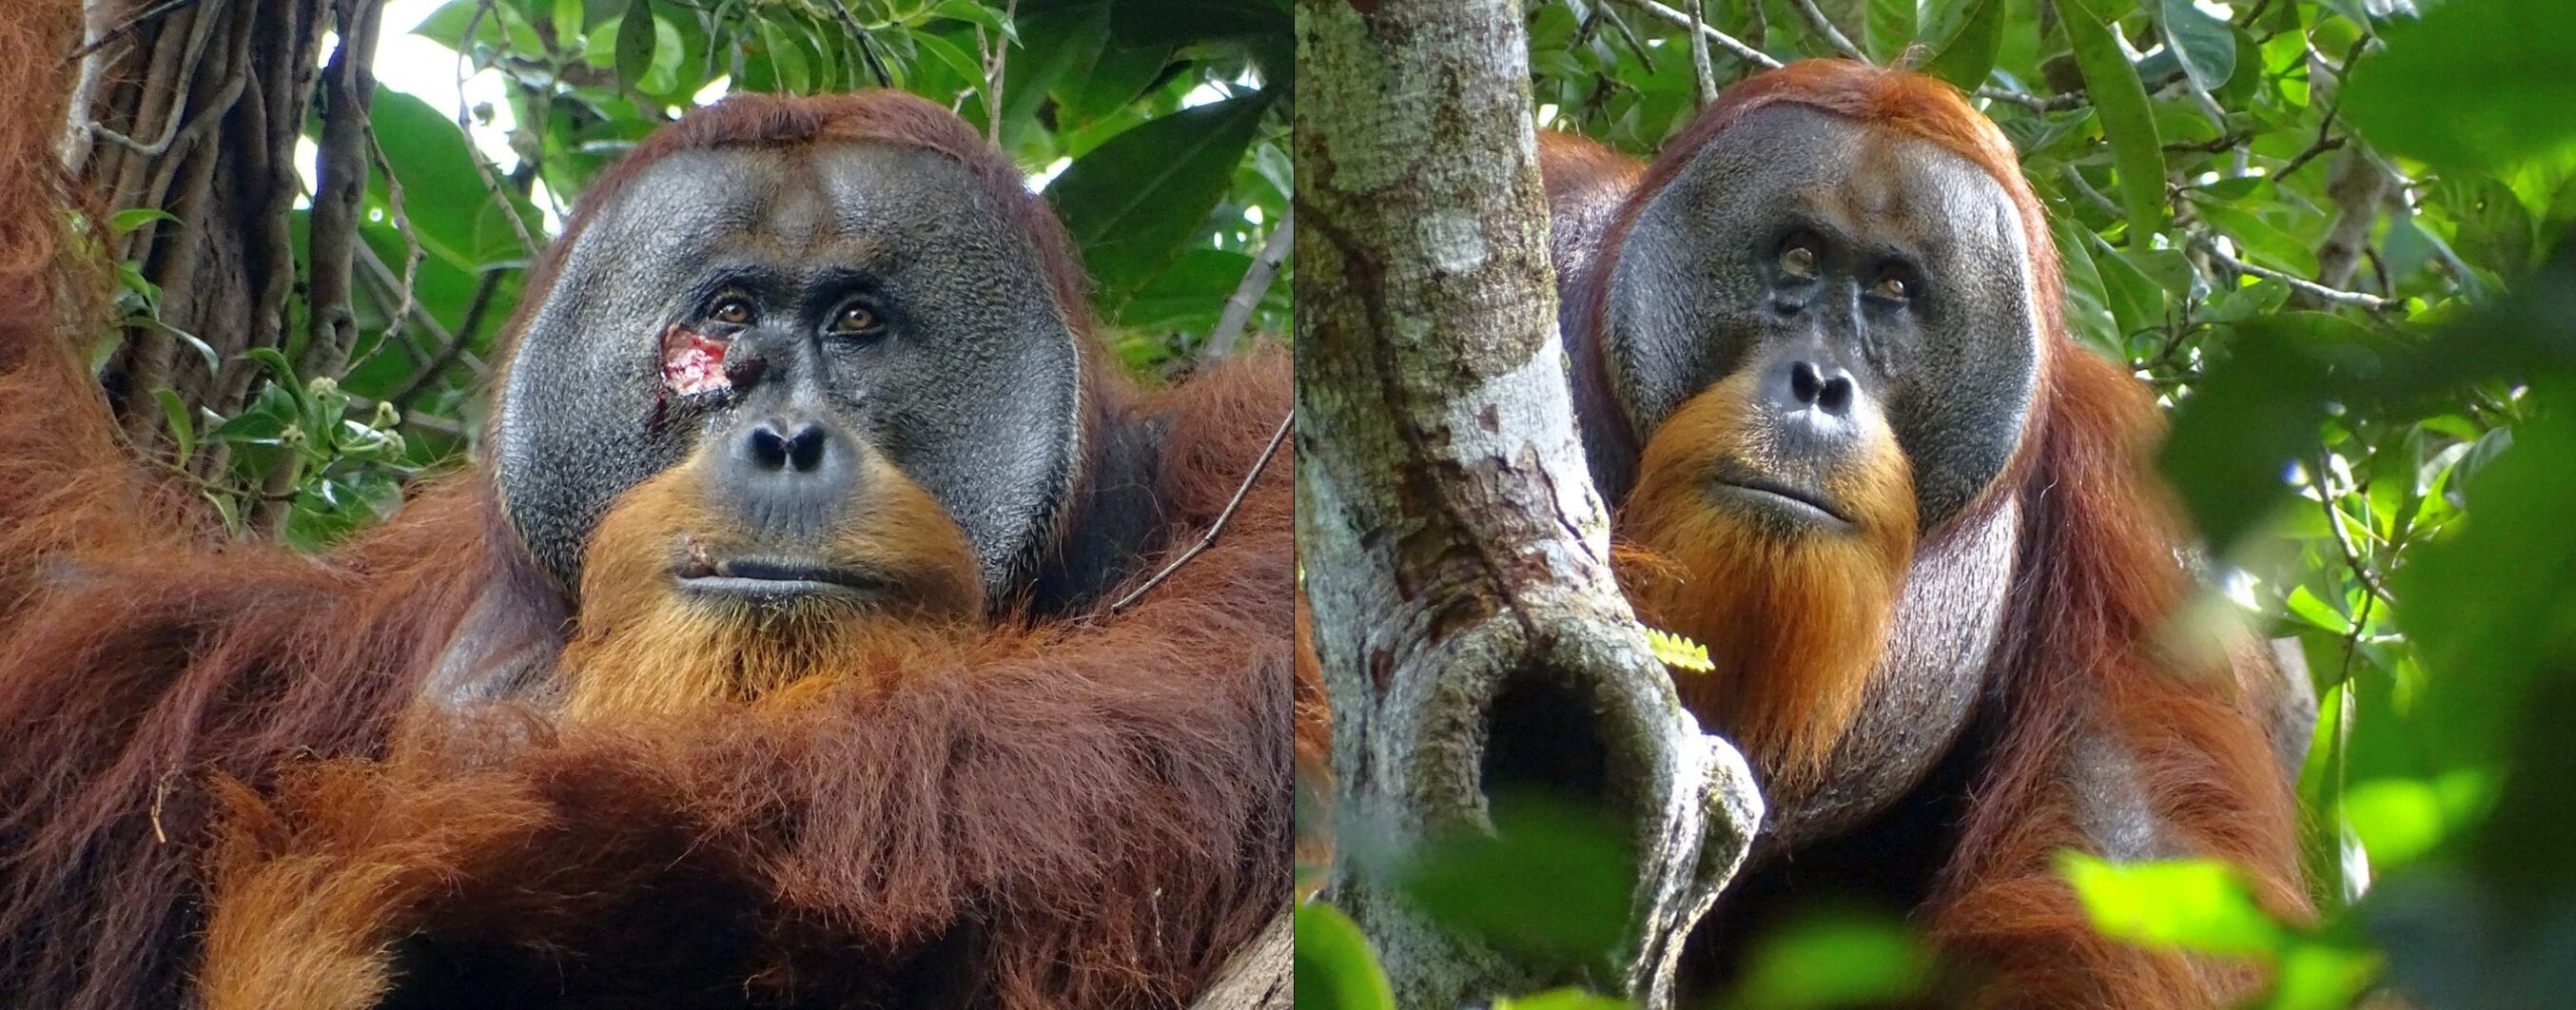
xmin=1615 ymin=372 xmax=1917 ymax=792
xmin=557 ymin=450 xmax=985 ymax=722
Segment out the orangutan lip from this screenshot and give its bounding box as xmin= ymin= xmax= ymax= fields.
xmin=676 ymin=558 xmax=888 ymax=599
xmin=1710 ymin=475 xmax=1850 ymax=527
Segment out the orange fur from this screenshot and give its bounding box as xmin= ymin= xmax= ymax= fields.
xmin=196 ymin=761 xmax=554 ymax=1010
xmin=186 ymin=358 xmax=1296 ymax=1010
xmin=561 ymin=444 xmax=983 ymax=721
xmin=1615 ymin=372 xmax=1917 ymax=788
xmin=1921 ymin=347 xmax=2307 ymax=1008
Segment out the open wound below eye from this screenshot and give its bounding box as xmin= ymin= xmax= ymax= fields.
xmin=662 ymin=325 xmax=731 ymax=397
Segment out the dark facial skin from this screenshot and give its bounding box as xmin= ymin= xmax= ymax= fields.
xmin=1587 ymin=103 xmax=2046 ymax=846
xmin=494 ymin=140 xmax=1084 ymax=603
xmin=1601 ymin=103 xmax=2042 ymax=533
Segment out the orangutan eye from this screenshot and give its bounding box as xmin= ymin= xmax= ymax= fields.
xmin=830 ymin=301 xmax=884 ymax=337
xmin=1779 ymin=243 xmax=1818 ymax=280
xmin=709 ymin=293 xmax=756 ymax=326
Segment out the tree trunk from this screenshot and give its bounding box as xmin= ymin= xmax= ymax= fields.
xmin=1294 ymin=1 xmax=1762 ymax=1006
xmin=1189 ymin=906 xmax=1293 ymax=1010
xmin=66 ymin=0 xmax=380 ymax=495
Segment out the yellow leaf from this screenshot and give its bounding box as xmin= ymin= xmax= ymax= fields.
xmin=1646 ymin=628 xmax=1713 ymax=673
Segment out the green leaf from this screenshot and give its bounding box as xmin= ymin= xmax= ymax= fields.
xmin=912 ymin=31 xmax=986 ymax=92
xmin=1106 ymin=0 xmax=1293 ymax=49
xmin=2284 ymin=584 xmax=2352 ymax=634
xmin=999 ymin=4 xmax=1108 ymax=140
xmin=2050 ymin=214 xmax=2120 ymax=355
xmin=1920 ymin=0 xmax=2003 ymax=90
xmin=552 ymin=0 xmax=586 ymax=39
xmin=2195 ymin=199 xmax=2319 ymax=277
xmin=2157 ymin=0 xmax=2234 ymax=93
xmin=2340 ymin=775 xmax=2484 ymax=871
xmin=1057 ymin=37 xmax=1173 ymax=128
xmin=2394 ymin=387 xmax=2576 ymax=772
xmin=367 ymin=91 xmax=543 ymax=272
xmin=615 ymin=0 xmax=657 ymax=92
xmin=2264 ymin=942 xmax=2385 ymax=1010
xmin=2159 ymin=317 xmax=2355 ymax=555
xmin=1293 ymin=903 xmax=1395 ymax=1010
xmin=158 ymin=322 xmax=220 ymax=378
xmin=1493 ymin=990 xmax=1630 ymax=1010
xmin=414 ymin=0 xmax=544 ymax=53
xmin=1725 ymin=912 xmax=1932 ymax=1010
xmin=933 ymin=0 xmax=1020 ymax=46
xmin=2088 ymin=233 xmax=2168 ymax=338
xmin=1109 ymin=246 xmax=1254 ymax=332
xmin=2343 ymin=0 xmax=2576 ymax=177
xmin=152 ymin=388 xmax=194 ymax=467
xmin=759 ymin=17 xmax=812 ymax=94
xmin=1865 ymin=0 xmax=1915 ymax=65
xmin=2059 ymin=853 xmax=2287 ymax=957
xmin=1046 ymin=93 xmax=1271 ymax=302
xmin=244 ymin=346 xmax=301 ymax=386
xmin=107 ymin=206 xmax=177 ymax=236
xmin=2060 ymin=0 xmax=2167 ymax=241
xmin=1398 ymin=795 xmax=1635 ymax=978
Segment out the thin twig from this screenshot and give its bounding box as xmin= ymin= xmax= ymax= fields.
xmin=86 ymin=0 xmax=228 ymax=159
xmin=1785 ymin=0 xmax=1864 ymax=60
xmin=451 ymin=0 xmax=537 ymax=261
xmin=150 ymin=771 xmax=173 ymax=844
xmin=330 ymin=393 xmax=468 ymax=440
xmin=1599 ymin=3 xmax=1659 ymax=75
xmin=2165 ymin=132 xmax=2252 ymax=154
xmin=2275 ymin=82 xmax=2350 ymax=183
xmin=980 ymin=0 xmax=1018 ymax=146
xmin=2061 ymin=165 xmax=2123 ymax=220
xmin=355 ymin=238 xmax=492 ymax=381
xmin=2312 ymin=452 xmax=2396 ymax=612
xmin=1610 ymin=0 xmax=1777 ymax=68
xmin=1975 ymin=87 xmax=2090 ymax=111
xmin=1685 ymin=0 xmax=1717 ymax=109
xmin=2274 ymin=132 xmax=2346 ymax=181
xmin=359 ymin=126 xmax=421 ymax=370
xmin=69 ymin=0 xmax=209 ymax=60
xmin=1204 ymin=206 xmax=1292 ymax=360
xmin=1109 ymin=410 xmax=1292 ymax=613
xmin=386 ymin=264 xmax=507 ymax=413
xmin=2195 ymin=238 xmax=2395 ymax=312
xmin=828 ymin=0 xmax=891 ymax=87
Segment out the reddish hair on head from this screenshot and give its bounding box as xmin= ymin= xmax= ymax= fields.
xmin=518 ymin=90 xmax=1096 ymax=353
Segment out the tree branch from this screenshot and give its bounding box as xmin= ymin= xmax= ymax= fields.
xmin=1204 ymin=205 xmax=1292 ymax=360
xmin=1975 ymin=87 xmax=2090 ymax=111
xmin=297 ymin=0 xmax=385 ymax=383
xmin=1108 ymin=410 xmax=1290 ymax=613
xmin=2195 ymin=237 xmax=2395 ymax=313
xmin=1187 ymin=905 xmax=1291 ymax=1010
xmin=827 ymin=0 xmax=893 ymax=88
xmin=1784 ymin=0 xmax=1864 ymax=61
xmin=1685 ymin=0 xmax=1717 ymax=108
xmin=1606 ymin=0 xmax=1779 ymax=68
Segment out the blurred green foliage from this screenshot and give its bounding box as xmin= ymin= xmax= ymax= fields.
xmin=136 ymin=0 xmax=1290 ymax=546
xmin=1298 ymin=0 xmax=2576 ymax=1005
